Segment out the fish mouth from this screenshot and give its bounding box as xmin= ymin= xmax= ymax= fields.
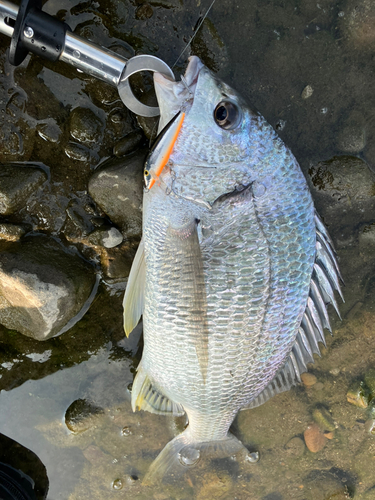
xmin=154 ymin=56 xmax=204 ymax=132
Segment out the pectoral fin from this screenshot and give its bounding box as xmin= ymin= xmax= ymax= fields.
xmin=123 ymin=238 xmax=146 ymax=336
xmin=164 ymin=219 xmax=209 ymax=381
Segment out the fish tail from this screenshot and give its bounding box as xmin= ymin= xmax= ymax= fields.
xmin=143 ymin=429 xmax=256 ymax=484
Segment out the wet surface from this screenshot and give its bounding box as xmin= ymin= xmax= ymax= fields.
xmin=0 ymin=0 xmax=375 ymax=498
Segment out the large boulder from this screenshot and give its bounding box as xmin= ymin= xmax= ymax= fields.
xmin=88 ymin=150 xmax=147 ymax=238
xmin=0 ymin=235 xmax=97 ymax=340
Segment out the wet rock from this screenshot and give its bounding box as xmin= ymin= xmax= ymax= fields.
xmin=135 ymin=3 xmax=153 ymax=20
xmin=285 ymin=436 xmax=305 ymax=457
xmin=0 ymin=223 xmax=26 ymax=241
xmin=65 ymin=398 xmax=105 ymax=433
xmin=65 ymin=142 xmax=98 ymax=163
xmin=301 ymin=372 xmax=317 ymax=387
xmin=304 ymin=470 xmax=351 ymax=500
xmin=113 ymin=130 xmax=145 ymax=157
xmin=337 ymin=112 xmax=366 ymax=153
xmin=88 ymin=150 xmax=147 ymax=237
xmin=304 ymin=423 xmax=327 ymax=452
xmin=308 ymin=156 xmax=375 ymax=238
xmin=69 ymin=107 xmax=104 ymax=144
xmin=312 ymin=407 xmax=336 ymax=432
xmin=0 ymin=163 xmax=48 ymax=215
xmin=36 ymin=119 xmax=62 ymax=143
xmin=87 ymin=227 xmax=123 ymax=248
xmin=0 ymin=235 xmax=97 ymax=340
xmin=63 ymin=201 xmax=95 ymax=242
xmin=347 ymin=380 xmax=371 ymax=408
xmin=100 ymin=241 xmax=138 ymax=280
xmin=136 ymin=115 xmax=159 ymax=141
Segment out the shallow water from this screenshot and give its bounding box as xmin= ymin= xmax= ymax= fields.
xmin=0 ymin=0 xmax=375 ymax=499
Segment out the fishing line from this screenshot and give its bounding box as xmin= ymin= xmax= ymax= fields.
xmin=148 ymin=0 xmax=217 ymax=146
xmin=172 ymin=0 xmax=217 ymax=69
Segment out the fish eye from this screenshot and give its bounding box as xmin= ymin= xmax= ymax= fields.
xmin=213 ymin=100 xmax=242 ymax=130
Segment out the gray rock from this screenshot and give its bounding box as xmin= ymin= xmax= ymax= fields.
xmin=0 ymin=235 xmax=97 ymax=340
xmin=100 ymin=241 xmax=138 ymax=280
xmin=88 ymin=150 xmax=147 ymax=237
xmin=0 ymin=163 xmax=48 ymax=215
xmin=87 ymin=227 xmax=123 ymax=249
xmin=113 ymin=130 xmax=144 ymax=157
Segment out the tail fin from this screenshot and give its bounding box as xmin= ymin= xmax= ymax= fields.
xmin=143 ymin=429 xmax=258 ymax=485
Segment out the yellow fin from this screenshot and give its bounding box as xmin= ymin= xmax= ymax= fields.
xmin=131 ymin=364 xmax=185 ymax=416
xmin=123 ymin=238 xmax=145 ymax=336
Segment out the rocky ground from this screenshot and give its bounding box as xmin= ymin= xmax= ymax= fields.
xmin=0 ymin=0 xmax=375 ymax=499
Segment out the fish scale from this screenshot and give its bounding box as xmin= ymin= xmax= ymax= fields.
xmin=123 ymin=57 xmax=343 ymax=481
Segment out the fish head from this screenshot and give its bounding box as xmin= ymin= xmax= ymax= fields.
xmin=148 ymin=56 xmax=276 ymax=206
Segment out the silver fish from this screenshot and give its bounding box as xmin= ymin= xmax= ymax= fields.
xmin=123 ymin=56 xmax=343 ymax=480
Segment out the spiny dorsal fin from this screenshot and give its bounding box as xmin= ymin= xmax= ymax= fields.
xmin=131 ymin=364 xmax=185 ymax=416
xmin=123 ymin=238 xmax=146 ymax=337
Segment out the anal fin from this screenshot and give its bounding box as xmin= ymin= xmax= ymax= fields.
xmin=131 ymin=364 xmax=185 ymax=416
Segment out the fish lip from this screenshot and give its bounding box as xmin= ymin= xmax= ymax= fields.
xmin=154 ymin=56 xmax=205 ymax=131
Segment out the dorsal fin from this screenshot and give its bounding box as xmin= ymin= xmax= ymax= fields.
xmin=123 ymin=238 xmax=146 ymax=337
xmin=243 ymin=211 xmax=344 ymax=410
xmin=131 ymin=364 xmax=185 ymax=416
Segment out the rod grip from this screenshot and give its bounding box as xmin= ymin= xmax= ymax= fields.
xmin=9 ymin=0 xmax=70 ymax=66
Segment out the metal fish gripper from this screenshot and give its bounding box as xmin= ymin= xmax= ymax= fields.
xmin=0 ymin=0 xmax=175 ymax=117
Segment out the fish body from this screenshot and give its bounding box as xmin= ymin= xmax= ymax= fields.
xmin=123 ymin=56 xmax=342 ymax=479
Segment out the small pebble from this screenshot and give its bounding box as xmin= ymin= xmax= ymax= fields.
xmin=324 ymin=431 xmax=335 ymax=440
xmin=364 ymin=419 xmax=375 ymax=435
xmin=347 ymin=382 xmax=369 ymax=408
xmin=304 ymin=423 xmax=327 ymax=452
xmin=301 ymin=85 xmax=314 ymax=99
xmin=285 ymin=436 xmax=305 ymax=457
xmin=329 ymin=367 xmax=340 ymax=376
xmin=301 ymin=372 xmax=317 ymax=387
xmin=313 ymin=382 xmax=324 ymax=391
xmin=135 ymin=3 xmax=153 ymax=19
xmin=65 ymin=142 xmax=92 ymax=162
xmin=312 ymin=407 xmax=336 ymax=432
